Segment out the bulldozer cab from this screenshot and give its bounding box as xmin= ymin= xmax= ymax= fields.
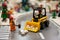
xmin=33 ymin=8 xmax=46 ymax=22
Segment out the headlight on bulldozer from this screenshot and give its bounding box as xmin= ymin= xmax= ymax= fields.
xmin=26 ymin=25 xmax=29 ymax=27
xmin=26 ymin=25 xmax=30 ymax=28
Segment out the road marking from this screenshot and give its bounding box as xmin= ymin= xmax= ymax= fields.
xmin=0 ymin=37 xmax=8 ymax=39
xmin=39 ymin=32 xmax=45 ymax=39
xmin=50 ymin=20 xmax=60 ymax=29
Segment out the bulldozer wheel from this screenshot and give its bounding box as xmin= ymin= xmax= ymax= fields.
xmin=40 ymin=22 xmax=45 ymax=30
xmin=44 ymin=20 xmax=49 ymax=28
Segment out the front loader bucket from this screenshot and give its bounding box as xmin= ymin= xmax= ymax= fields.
xmin=24 ymin=21 xmax=40 ymax=32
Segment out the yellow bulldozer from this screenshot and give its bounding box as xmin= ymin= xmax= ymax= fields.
xmin=24 ymin=8 xmax=49 ymax=32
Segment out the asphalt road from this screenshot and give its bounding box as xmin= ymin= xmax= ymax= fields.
xmin=9 ymin=12 xmax=58 ymax=40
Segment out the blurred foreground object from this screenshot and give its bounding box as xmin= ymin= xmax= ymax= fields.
xmin=19 ymin=29 xmax=28 ymax=36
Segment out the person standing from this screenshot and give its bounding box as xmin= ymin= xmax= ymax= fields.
xmin=1 ymin=0 xmax=8 ymax=22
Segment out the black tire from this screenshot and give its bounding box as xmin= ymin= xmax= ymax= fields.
xmin=40 ymin=22 xmax=45 ymax=30
xmin=44 ymin=20 xmax=49 ymax=28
